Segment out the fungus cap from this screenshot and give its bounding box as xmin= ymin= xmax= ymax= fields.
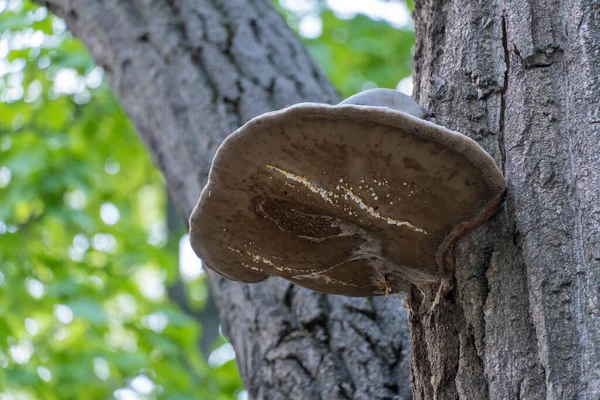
xmin=340 ymin=88 xmax=435 ymax=119
xmin=189 ymin=96 xmax=506 ymax=296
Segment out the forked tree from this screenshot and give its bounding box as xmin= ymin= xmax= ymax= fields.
xmin=38 ymin=0 xmax=599 ymax=398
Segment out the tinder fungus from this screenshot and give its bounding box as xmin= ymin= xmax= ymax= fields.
xmin=189 ymin=89 xmax=506 ymax=296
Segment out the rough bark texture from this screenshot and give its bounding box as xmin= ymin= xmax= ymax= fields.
xmin=38 ymin=0 xmax=413 ymax=399
xmin=411 ymin=0 xmax=600 ymax=399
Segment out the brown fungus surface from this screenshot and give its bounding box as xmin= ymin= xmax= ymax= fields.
xmin=189 ymin=103 xmax=506 ymax=296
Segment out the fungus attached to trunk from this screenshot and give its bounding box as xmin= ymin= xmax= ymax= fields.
xmin=189 ymin=89 xmax=506 ymax=296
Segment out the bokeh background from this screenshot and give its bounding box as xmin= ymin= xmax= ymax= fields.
xmin=0 ymin=0 xmax=415 ymax=398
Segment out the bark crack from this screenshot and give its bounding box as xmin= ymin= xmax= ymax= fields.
xmin=565 ymin=121 xmax=588 ymax=395
xmin=498 ymin=8 xmax=509 ymax=176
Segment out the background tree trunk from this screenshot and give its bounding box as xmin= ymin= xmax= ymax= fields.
xmin=410 ymin=0 xmax=600 ymax=399
xmin=39 ymin=0 xmax=412 ymax=399
xmin=37 ymin=0 xmax=600 ymax=398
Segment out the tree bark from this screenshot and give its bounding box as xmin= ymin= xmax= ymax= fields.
xmin=38 ymin=0 xmax=412 ymax=399
xmin=410 ymin=0 xmax=600 ymax=399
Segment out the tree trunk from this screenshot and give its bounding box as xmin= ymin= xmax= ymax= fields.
xmin=410 ymin=0 xmax=600 ymax=399
xmin=39 ymin=0 xmax=412 ymax=398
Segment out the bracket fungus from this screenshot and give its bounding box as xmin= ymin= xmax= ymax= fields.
xmin=189 ymin=88 xmax=506 ymax=297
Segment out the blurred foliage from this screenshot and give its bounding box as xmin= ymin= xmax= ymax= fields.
xmin=305 ymin=11 xmax=414 ymax=97
xmin=279 ymin=0 xmax=415 ymax=97
xmin=0 ymin=0 xmax=414 ymax=398
xmin=0 ymin=1 xmax=241 ymax=399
